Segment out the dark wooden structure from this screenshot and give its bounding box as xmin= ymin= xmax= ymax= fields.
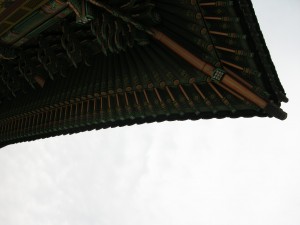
xmin=0 ymin=0 xmax=288 ymax=147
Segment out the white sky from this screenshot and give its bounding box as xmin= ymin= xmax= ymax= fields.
xmin=1 ymin=1 xmax=300 ymax=225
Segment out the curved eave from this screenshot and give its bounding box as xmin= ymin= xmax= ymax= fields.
xmin=236 ymin=0 xmax=288 ymax=103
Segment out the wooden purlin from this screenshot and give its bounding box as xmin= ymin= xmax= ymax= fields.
xmin=0 ymin=0 xmax=49 ymax=36
xmin=2 ymin=1 xmax=70 ymax=46
xmin=150 ymin=29 xmax=286 ymax=120
xmin=197 ymin=0 xmax=287 ymax=101
xmin=0 ymin=0 xmax=289 ymax=147
xmin=85 ymin=0 xmax=287 ymax=120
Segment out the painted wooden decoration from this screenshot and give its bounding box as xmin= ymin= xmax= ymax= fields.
xmin=0 ymin=0 xmax=288 ymax=147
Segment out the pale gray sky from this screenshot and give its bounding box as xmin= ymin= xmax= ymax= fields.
xmin=1 ymin=1 xmax=300 ymax=225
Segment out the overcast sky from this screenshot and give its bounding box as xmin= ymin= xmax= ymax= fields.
xmin=1 ymin=1 xmax=300 ymax=225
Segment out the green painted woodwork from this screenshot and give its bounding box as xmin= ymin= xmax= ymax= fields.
xmin=0 ymin=0 xmax=288 ymax=147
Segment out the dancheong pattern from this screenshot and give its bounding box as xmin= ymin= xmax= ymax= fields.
xmin=0 ymin=0 xmax=288 ymax=147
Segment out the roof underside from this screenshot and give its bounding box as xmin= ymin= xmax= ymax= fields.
xmin=0 ymin=0 xmax=288 ymax=147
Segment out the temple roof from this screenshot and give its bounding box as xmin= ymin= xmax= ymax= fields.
xmin=0 ymin=0 xmax=288 ymax=147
